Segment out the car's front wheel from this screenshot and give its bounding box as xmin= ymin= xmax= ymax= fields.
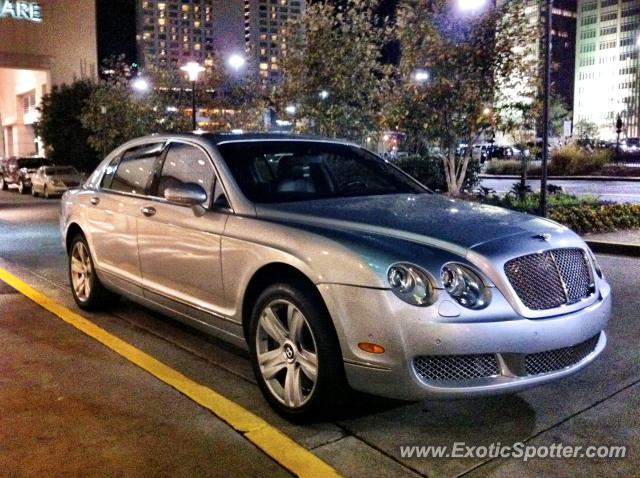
xmin=68 ymin=234 xmax=114 ymax=310
xmin=248 ymin=283 xmax=346 ymax=422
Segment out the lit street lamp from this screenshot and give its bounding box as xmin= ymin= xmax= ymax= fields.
xmin=319 ymin=90 xmax=329 ymax=100
xmin=457 ymin=0 xmax=488 ymax=12
xmin=228 ymin=54 xmax=246 ymax=72
xmin=285 ymin=105 xmax=297 ymax=115
xmin=132 ymin=77 xmax=150 ymax=93
xmin=180 ymin=61 xmax=206 ymax=131
xmin=412 ymin=69 xmax=429 ymax=85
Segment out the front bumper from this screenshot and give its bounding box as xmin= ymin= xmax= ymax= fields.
xmin=319 ymin=281 xmax=611 ymax=401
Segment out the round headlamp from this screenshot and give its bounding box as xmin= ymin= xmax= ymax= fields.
xmin=441 ymin=263 xmax=491 ymax=309
xmin=387 ymin=263 xmax=435 ymax=307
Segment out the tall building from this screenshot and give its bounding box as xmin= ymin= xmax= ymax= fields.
xmin=137 ymin=0 xmax=217 ymax=68
xmin=244 ymin=0 xmax=305 ymax=86
xmin=496 ymin=1 xmax=577 ymax=139
xmin=574 ymin=0 xmax=640 ymax=139
xmin=0 ymin=0 xmax=98 ymax=157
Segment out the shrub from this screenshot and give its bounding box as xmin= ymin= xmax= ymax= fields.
xmin=485 ymin=160 xmax=524 ymax=175
xmin=549 ymin=204 xmax=640 ymax=234
xmin=549 ymin=145 xmax=610 ymax=176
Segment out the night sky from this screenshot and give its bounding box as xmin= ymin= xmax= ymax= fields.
xmin=96 ymin=0 xmax=138 ymax=65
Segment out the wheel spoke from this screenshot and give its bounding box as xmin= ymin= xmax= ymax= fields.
xmin=260 ymin=307 xmax=288 ymax=344
xmin=83 ymin=278 xmax=91 ymax=298
xmin=74 ymin=276 xmax=85 ymax=295
xmin=283 ymin=366 xmax=303 ymax=408
xmin=258 ymin=348 xmax=287 ymax=380
xmin=71 ymin=258 xmax=84 ymax=274
xmin=297 ymin=349 xmax=318 ymax=382
xmin=287 ymin=305 xmax=304 ymax=344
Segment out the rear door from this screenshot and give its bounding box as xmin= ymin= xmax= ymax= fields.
xmin=137 ymin=140 xmax=229 ymax=321
xmin=84 ymin=142 xmax=166 ymax=295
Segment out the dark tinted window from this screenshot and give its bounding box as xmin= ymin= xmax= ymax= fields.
xmin=109 ymin=143 xmax=165 ymax=195
xmin=16 ymin=157 xmax=47 ymax=169
xmin=216 ymin=141 xmax=426 ymax=203
xmin=157 ymin=143 xmax=215 ymax=205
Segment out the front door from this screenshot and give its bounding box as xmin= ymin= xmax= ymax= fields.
xmin=136 ymin=141 xmax=228 ymax=320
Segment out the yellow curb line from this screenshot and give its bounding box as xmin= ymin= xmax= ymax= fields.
xmin=0 ymin=267 xmax=341 ymax=478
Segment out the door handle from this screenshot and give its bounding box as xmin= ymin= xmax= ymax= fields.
xmin=141 ymin=206 xmax=156 ymax=217
xmin=90 ymin=197 xmax=100 ymax=206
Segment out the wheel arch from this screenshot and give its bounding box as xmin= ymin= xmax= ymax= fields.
xmin=241 ymin=262 xmax=339 ymax=348
xmin=65 ymin=223 xmax=86 ymax=253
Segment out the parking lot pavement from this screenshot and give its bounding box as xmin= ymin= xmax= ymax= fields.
xmin=1 ymin=189 xmax=639 ymax=477
xmin=0 ymin=285 xmax=289 ymax=478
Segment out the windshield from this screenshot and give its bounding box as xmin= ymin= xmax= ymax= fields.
xmin=45 ymin=166 xmax=78 ymax=175
xmin=17 ymin=157 xmax=47 ymax=169
xmin=217 ymin=141 xmax=427 ymax=203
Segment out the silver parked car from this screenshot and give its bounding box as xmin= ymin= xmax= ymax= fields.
xmin=60 ymin=133 xmax=611 ymax=420
xmin=32 ymin=165 xmax=82 ymax=198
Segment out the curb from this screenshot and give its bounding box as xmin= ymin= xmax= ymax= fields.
xmin=480 ymin=174 xmax=640 ymax=182
xmin=584 ymin=240 xmax=640 ymax=257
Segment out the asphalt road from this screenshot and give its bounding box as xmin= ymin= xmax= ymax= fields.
xmin=1 ymin=189 xmax=639 ymax=477
xmin=480 ymin=178 xmax=640 ymax=204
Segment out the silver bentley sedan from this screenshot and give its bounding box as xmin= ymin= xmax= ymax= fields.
xmin=60 ymin=133 xmax=611 ymax=420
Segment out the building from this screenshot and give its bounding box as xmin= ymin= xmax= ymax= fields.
xmin=574 ymin=0 xmax=640 ymax=140
xmin=244 ymin=0 xmax=305 ymax=86
xmin=138 ymin=0 xmax=216 ymax=68
xmin=496 ymin=0 xmax=577 ymax=141
xmin=0 ymin=0 xmax=98 ymax=158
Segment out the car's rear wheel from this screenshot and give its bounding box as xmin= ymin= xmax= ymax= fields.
xmin=68 ymin=234 xmax=114 ymax=310
xmin=0 ymin=177 xmax=6 ymax=190
xmin=18 ymin=180 xmax=29 ymax=195
xmin=248 ymin=283 xmax=346 ymax=422
xmin=43 ymin=185 xmax=49 ymax=199
xmin=31 ymin=186 xmax=38 ymax=197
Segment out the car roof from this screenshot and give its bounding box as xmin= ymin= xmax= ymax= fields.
xmin=141 ymin=132 xmax=356 ymax=147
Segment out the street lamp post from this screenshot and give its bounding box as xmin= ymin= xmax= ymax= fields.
xmin=616 ymin=114 xmax=623 ymax=163
xmin=180 ymin=61 xmax=205 ymax=131
xmin=539 ymin=0 xmax=553 ymax=217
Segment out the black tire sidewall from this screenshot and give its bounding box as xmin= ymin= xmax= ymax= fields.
xmin=248 ymin=282 xmax=345 ymax=421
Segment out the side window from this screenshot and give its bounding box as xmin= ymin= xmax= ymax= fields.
xmin=109 ymin=143 xmax=165 ymax=196
xmin=157 ymin=143 xmax=215 ymax=206
xmin=100 ymin=156 xmax=120 ymax=189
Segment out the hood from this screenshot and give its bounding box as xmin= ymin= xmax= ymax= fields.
xmin=255 ymin=193 xmax=565 ymax=253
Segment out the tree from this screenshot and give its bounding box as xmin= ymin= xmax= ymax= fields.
xmin=386 ymin=0 xmax=536 ymax=194
xmin=574 ymin=119 xmax=599 ymax=147
xmin=280 ymin=0 xmax=393 ymax=141
xmin=81 ymin=80 xmax=191 ymax=157
xmin=35 ymin=80 xmax=101 ymax=171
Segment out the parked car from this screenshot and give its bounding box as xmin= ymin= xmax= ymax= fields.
xmin=487 ymin=145 xmax=522 ymax=160
xmin=0 ymin=156 xmax=48 ymax=194
xmin=60 ymin=133 xmax=611 ymax=420
xmin=31 ymin=165 xmax=82 ymax=198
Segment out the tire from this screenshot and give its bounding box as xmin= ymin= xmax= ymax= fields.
xmin=18 ymin=180 xmax=28 ymax=195
xmin=248 ymin=282 xmax=346 ymax=422
xmin=43 ymin=186 xmax=49 ymax=199
xmin=32 ymin=186 xmax=38 ymax=197
xmin=0 ymin=177 xmax=6 ymax=191
xmin=68 ymin=234 xmax=115 ymax=310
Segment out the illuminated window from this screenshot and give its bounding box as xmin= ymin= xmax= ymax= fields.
xmin=182 ymin=4 xmax=189 ymax=12
xmin=157 ymin=2 xmax=165 ymax=10
xmin=158 ymin=18 xmax=166 ymax=25
xmin=259 ymin=63 xmax=268 ymax=70
xmin=194 ymin=43 xmax=201 ymax=51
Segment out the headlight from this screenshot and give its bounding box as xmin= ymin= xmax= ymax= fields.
xmin=441 ymin=263 xmax=491 ymax=309
xmin=387 ymin=263 xmax=435 ymax=306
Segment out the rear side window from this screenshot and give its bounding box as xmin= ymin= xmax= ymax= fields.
xmin=109 ymin=143 xmax=165 ymax=196
xmin=156 ymin=143 xmax=215 ymax=206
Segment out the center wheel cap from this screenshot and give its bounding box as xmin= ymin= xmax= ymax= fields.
xmin=283 ymin=343 xmax=296 ymax=363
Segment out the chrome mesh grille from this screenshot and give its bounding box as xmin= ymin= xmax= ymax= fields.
xmin=413 ymin=354 xmax=499 ymax=382
xmin=504 ymin=248 xmax=592 ymax=310
xmin=525 ymin=334 xmax=600 ymax=376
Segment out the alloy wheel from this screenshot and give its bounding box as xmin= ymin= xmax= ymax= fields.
xmin=70 ymin=241 xmax=93 ymax=302
xmin=255 ymin=299 xmax=318 ymax=408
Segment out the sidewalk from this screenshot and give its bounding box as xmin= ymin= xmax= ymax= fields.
xmin=0 ymin=287 xmax=288 ymax=477
xmin=582 ymin=230 xmax=640 ymax=256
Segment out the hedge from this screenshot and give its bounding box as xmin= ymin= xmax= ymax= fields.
xmin=548 ymin=203 xmax=640 ymax=235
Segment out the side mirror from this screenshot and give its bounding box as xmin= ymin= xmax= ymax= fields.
xmin=164 ymin=183 xmax=207 ymax=206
